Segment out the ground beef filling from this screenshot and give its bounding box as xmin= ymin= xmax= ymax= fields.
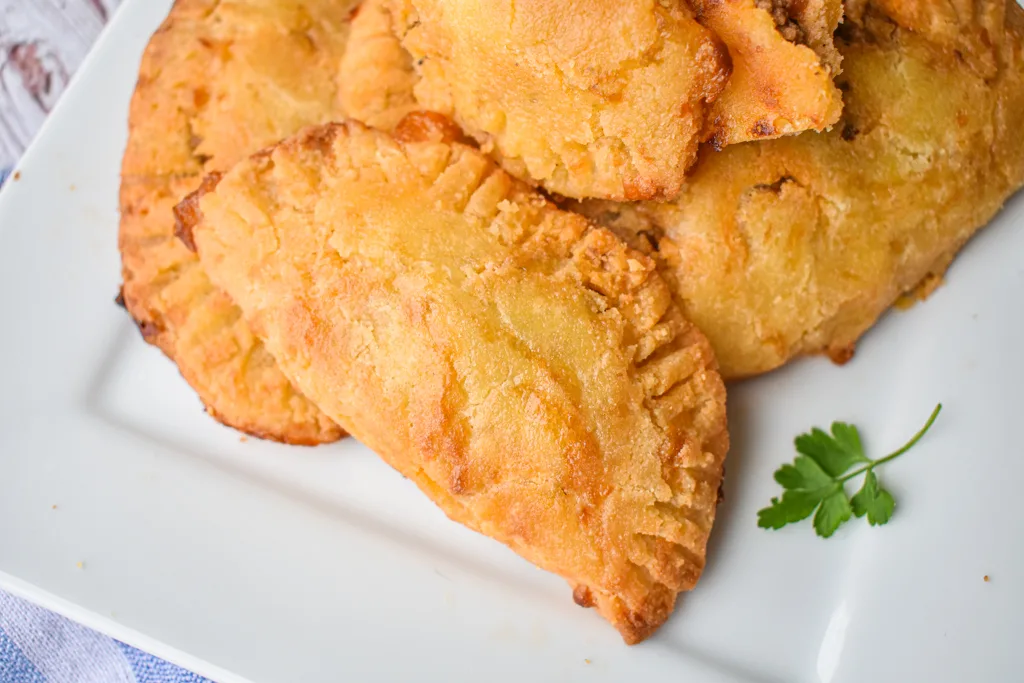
xmin=755 ymin=0 xmax=807 ymax=44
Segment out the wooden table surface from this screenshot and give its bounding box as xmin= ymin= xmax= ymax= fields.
xmin=0 ymin=0 xmax=121 ymax=172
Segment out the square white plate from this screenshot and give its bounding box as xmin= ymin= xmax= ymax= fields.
xmin=1 ymin=1 xmax=1022 ymax=681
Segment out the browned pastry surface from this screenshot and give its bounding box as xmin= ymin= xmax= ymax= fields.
xmin=180 ymin=120 xmax=729 ymax=643
xmin=696 ymin=0 xmax=844 ymax=150
xmin=578 ymin=1 xmax=1024 ymax=378
xmin=386 ymin=0 xmax=844 ymax=200
xmin=118 ymin=0 xmax=356 ymax=443
xmin=389 ymin=0 xmax=729 ymax=201
xmin=338 ymin=0 xmax=419 ymax=131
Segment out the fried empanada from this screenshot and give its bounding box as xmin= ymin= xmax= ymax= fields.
xmin=386 ymin=0 xmax=844 ymax=201
xmin=580 ymin=2 xmax=1024 ymax=378
xmin=389 ymin=0 xmax=731 ymax=201
xmin=845 ymin=0 xmax=1008 ymax=76
xmin=119 ymin=0 xmax=352 ymax=443
xmin=696 ymin=0 xmax=844 ymax=149
xmin=177 ymin=119 xmax=729 ymax=643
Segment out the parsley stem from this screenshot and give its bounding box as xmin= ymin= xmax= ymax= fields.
xmin=879 ymin=403 xmax=943 ymax=462
xmin=839 ymin=403 xmax=943 ymax=482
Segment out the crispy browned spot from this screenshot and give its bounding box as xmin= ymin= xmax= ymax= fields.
xmin=393 ymin=110 xmax=469 ymax=145
xmin=137 ymin=319 xmax=163 ymax=341
xmin=173 ymin=172 xmax=223 ymax=252
xmin=750 ymin=118 xmax=776 ymax=138
xmin=303 ymin=124 xmax=342 ymax=156
xmin=622 ymin=175 xmax=664 ymax=201
xmin=573 ymin=585 xmax=595 ymax=608
xmin=827 ymin=344 xmax=855 ymax=365
xmin=706 ymin=127 xmax=727 ymax=151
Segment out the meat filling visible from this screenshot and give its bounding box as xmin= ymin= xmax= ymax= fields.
xmin=755 ymin=0 xmax=807 ymax=44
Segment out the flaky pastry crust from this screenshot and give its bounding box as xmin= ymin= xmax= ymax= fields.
xmin=390 ymin=0 xmax=731 ymax=201
xmin=385 ymin=0 xmax=846 ymax=200
xmin=579 ymin=1 xmax=1024 ymax=377
xmin=118 ymin=0 xmax=355 ymax=443
xmin=181 ymin=120 xmax=729 ymax=643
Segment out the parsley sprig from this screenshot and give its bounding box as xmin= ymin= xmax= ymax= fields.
xmin=758 ymin=404 xmax=942 ymax=538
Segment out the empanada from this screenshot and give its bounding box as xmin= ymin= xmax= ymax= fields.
xmin=178 ymin=119 xmax=729 ymax=642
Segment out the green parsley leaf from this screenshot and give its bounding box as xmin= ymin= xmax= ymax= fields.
xmin=850 ymin=471 xmax=896 ymax=526
xmin=757 ymin=487 xmax=833 ymax=529
xmin=814 ymin=491 xmax=853 ymax=538
xmin=830 ymin=422 xmax=865 ymax=465
xmin=794 ymin=423 xmax=869 ymax=477
xmin=774 ymin=455 xmax=832 ymax=490
xmin=758 ymin=404 xmax=941 ymax=539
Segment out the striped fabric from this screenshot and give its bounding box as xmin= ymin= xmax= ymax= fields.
xmin=0 ymin=591 xmax=212 ymax=683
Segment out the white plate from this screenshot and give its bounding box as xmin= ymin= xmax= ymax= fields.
xmin=1 ymin=1 xmax=1022 ymax=681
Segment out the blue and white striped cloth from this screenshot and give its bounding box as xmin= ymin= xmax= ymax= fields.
xmin=0 ymin=590 xmax=212 ymax=683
